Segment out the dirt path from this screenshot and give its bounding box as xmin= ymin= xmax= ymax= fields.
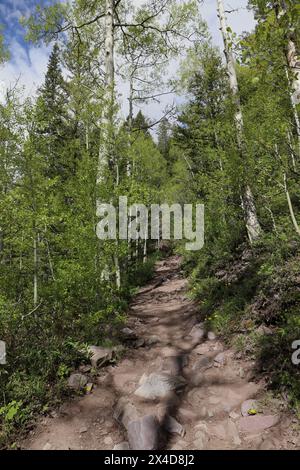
xmin=21 ymin=256 xmax=299 ymax=450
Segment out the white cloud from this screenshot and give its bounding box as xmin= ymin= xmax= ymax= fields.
xmin=0 ymin=41 xmax=50 ymax=100
xmin=0 ymin=0 xmax=255 ymax=122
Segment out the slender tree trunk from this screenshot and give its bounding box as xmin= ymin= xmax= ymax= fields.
xmin=216 ymin=0 xmax=261 ymax=244
xmin=33 ymin=233 xmax=38 ymax=307
xmin=287 ymin=130 xmax=296 ymax=170
xmin=97 ymin=0 xmax=115 ymax=184
xmin=275 ymin=2 xmax=300 ymax=158
xmin=265 ymin=204 xmax=278 ymax=234
xmin=283 ymin=172 xmax=300 ymax=237
xmin=97 ymin=1 xmax=121 ymax=288
xmin=127 ymin=78 xmax=133 ymax=180
xmin=143 ymin=217 xmax=148 ymax=263
xmin=286 ymin=41 xmax=300 ymax=158
xmin=284 ymin=58 xmax=300 ymax=159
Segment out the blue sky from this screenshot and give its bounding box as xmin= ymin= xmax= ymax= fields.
xmin=0 ymin=0 xmax=55 ymax=54
xmin=0 ymin=0 xmax=255 ymax=117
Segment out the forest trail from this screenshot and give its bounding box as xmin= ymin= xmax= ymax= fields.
xmin=21 ymin=256 xmax=297 ymax=450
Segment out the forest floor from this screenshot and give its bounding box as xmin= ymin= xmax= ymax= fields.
xmin=21 ymin=256 xmax=299 ymax=450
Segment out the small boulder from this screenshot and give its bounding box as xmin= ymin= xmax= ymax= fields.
xmin=88 ymin=345 xmax=116 ymax=368
xmin=135 ymin=373 xmax=186 ymax=400
xmin=79 ymin=364 xmax=92 ymax=373
xmin=114 ymin=397 xmax=139 ymax=429
xmin=113 ymin=441 xmax=130 ymax=450
xmin=255 ymin=325 xmax=273 ymax=336
xmin=194 ymin=343 xmax=210 ymax=355
xmin=189 ymin=324 xmax=205 ymax=343
xmin=207 ymin=331 xmax=216 ymax=341
xmin=194 ymin=423 xmax=209 ymax=448
xmin=146 ymin=335 xmax=160 ymax=346
xmin=214 ymin=352 xmax=226 ymax=366
xmin=121 ymin=327 xmax=137 ymax=340
xmin=241 ymin=399 xmax=258 ymax=417
xmin=134 ymin=338 xmax=145 ymax=348
xmin=192 ymin=356 xmax=213 ymax=371
xmin=67 ymin=373 xmax=88 ymax=390
xmin=164 ymin=416 xmax=185 ymax=437
xmin=127 ymin=415 xmax=160 ymax=450
xmin=238 ymin=415 xmax=279 ymax=433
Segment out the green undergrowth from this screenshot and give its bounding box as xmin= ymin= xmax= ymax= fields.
xmin=184 ymin=234 xmax=300 ymax=407
xmin=0 ymin=254 xmax=160 ymax=449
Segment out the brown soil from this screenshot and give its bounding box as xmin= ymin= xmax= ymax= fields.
xmin=21 ymin=256 xmax=299 ymax=450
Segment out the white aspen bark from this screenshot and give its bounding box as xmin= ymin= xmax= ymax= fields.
xmin=287 ymin=130 xmax=297 ymax=170
xmin=287 ymin=39 xmax=300 ymax=106
xmin=127 ymin=74 xmax=134 ymax=178
xmin=33 ymin=234 xmax=38 ymax=307
xmin=143 ymin=217 xmax=148 ymax=264
xmin=265 ymin=205 xmax=278 ymax=235
xmin=114 ymin=252 xmax=121 ymax=289
xmin=216 ymin=0 xmax=261 ymax=244
xmin=85 ymin=122 xmax=89 ymax=152
xmin=283 ymin=172 xmax=300 ymax=237
xmin=97 ymin=1 xmax=121 ymax=288
xmin=286 ymin=48 xmax=300 ymax=158
xmin=128 ymin=205 xmax=132 ymax=263
xmin=97 ymin=0 xmax=115 ymax=184
xmin=277 ymin=3 xmax=300 ymax=158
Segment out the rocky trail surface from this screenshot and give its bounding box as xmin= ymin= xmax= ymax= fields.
xmin=22 ymin=256 xmax=299 ymax=450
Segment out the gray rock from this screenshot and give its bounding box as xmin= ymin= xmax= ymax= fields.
xmin=88 ymin=345 xmax=114 ymax=368
xmin=135 ymin=373 xmax=186 ymax=400
xmin=192 ymin=356 xmax=213 ymax=371
xmin=194 ymin=343 xmax=210 ymax=355
xmin=79 ymin=426 xmax=88 ymax=433
xmin=178 ymin=407 xmax=195 ymax=423
xmin=241 ymin=399 xmax=258 ymax=417
xmin=193 ymin=437 xmax=206 ymax=450
xmin=256 ymin=325 xmax=273 ymax=336
xmin=189 ymin=324 xmax=205 ymax=343
xmin=134 ymin=338 xmax=145 ymax=348
xmin=238 ymin=415 xmax=279 ymax=433
xmin=79 ymin=364 xmax=92 ymax=373
xmin=207 ymin=331 xmax=216 ymax=341
xmin=67 ymin=373 xmax=88 ymax=390
xmin=227 ymin=419 xmax=241 ymax=446
xmin=192 ymin=423 xmax=209 ymax=449
xmin=121 ymin=327 xmax=137 ymax=340
xmin=127 ymin=415 xmax=160 ymax=450
xmin=162 ymin=356 xmax=184 ymax=375
xmin=146 ymin=335 xmax=160 ymax=346
xmin=114 ymin=397 xmax=139 ymax=429
xmin=214 ymin=352 xmax=226 ymax=365
xmin=210 ymin=423 xmax=227 ymax=440
xmin=113 ymin=441 xmax=130 ymax=450
xmin=164 ymin=416 xmax=185 ymax=437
